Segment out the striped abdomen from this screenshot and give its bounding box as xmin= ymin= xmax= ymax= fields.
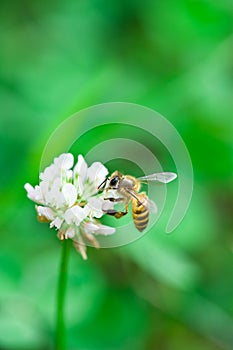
xmin=132 ymin=193 xmax=149 ymax=232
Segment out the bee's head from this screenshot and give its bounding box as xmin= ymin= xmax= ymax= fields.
xmin=109 ymin=176 xmax=119 ymax=187
xmin=108 ymin=171 xmax=122 ymax=189
xmin=97 ymin=171 xmax=122 ymax=191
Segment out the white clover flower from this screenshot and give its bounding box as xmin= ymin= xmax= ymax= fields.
xmin=25 ymin=153 xmax=115 ymax=259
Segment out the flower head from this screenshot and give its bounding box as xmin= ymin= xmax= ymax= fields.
xmin=25 ymin=153 xmax=115 ymax=259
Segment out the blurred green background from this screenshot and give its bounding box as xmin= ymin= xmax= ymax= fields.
xmin=1 ymin=0 xmax=233 ymax=349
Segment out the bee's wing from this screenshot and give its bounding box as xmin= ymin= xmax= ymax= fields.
xmin=137 ymin=172 xmax=177 ymax=184
xmin=148 ymin=199 xmax=157 ymax=213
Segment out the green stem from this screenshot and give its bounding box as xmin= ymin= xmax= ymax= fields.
xmin=55 ymin=239 xmax=70 ymax=350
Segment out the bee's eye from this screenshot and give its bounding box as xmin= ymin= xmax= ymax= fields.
xmin=110 ymin=176 xmax=118 ymax=187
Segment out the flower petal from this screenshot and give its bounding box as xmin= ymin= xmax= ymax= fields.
xmin=54 ymin=153 xmax=74 ymax=170
xmin=87 ymin=197 xmax=105 ymax=218
xmin=83 ymin=221 xmax=100 ymax=234
xmin=83 ymin=233 xmax=100 ymax=248
xmin=66 ymin=170 xmax=73 ymax=182
xmin=62 ymin=183 xmax=77 ymax=206
xmin=83 ymin=221 xmax=115 ymax=235
xmin=40 ymin=164 xmax=57 ymax=182
xmin=73 ymin=154 xmax=88 ymax=194
xmin=93 ymin=224 xmax=116 ymax=235
xmin=40 ymin=154 xmax=74 ymax=183
xmin=73 ymin=154 xmax=87 ymax=179
xmin=64 ymin=205 xmax=89 ymax=225
xmin=87 ymin=162 xmax=108 ymax=188
xmin=44 ymin=178 xmax=63 ymax=208
xmin=50 ymin=217 xmax=63 ymax=229
xmin=65 ymin=227 xmax=75 ymax=239
xmin=73 ymin=238 xmax=87 ymax=260
xmin=36 ymin=206 xmax=55 ymax=220
xmin=24 ymin=183 xmax=43 ymax=203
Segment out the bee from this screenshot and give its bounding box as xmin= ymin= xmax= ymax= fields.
xmin=98 ymin=171 xmax=177 ymax=232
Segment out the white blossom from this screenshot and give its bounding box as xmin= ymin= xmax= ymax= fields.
xmin=83 ymin=221 xmax=116 ymax=236
xmin=73 ymin=154 xmax=108 ymax=199
xmin=25 ymin=153 xmax=115 ymax=259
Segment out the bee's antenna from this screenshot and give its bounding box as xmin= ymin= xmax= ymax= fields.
xmin=97 ymin=178 xmax=108 ymax=191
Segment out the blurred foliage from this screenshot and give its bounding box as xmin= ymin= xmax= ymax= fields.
xmin=0 ymin=0 xmax=233 ymax=349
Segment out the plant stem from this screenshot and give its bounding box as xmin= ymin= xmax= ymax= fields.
xmin=55 ymin=239 xmax=70 ymax=350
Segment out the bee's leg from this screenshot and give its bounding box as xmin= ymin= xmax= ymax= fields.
xmin=104 ymin=203 xmax=128 ymax=219
xmin=104 ymin=197 xmax=124 ymax=202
